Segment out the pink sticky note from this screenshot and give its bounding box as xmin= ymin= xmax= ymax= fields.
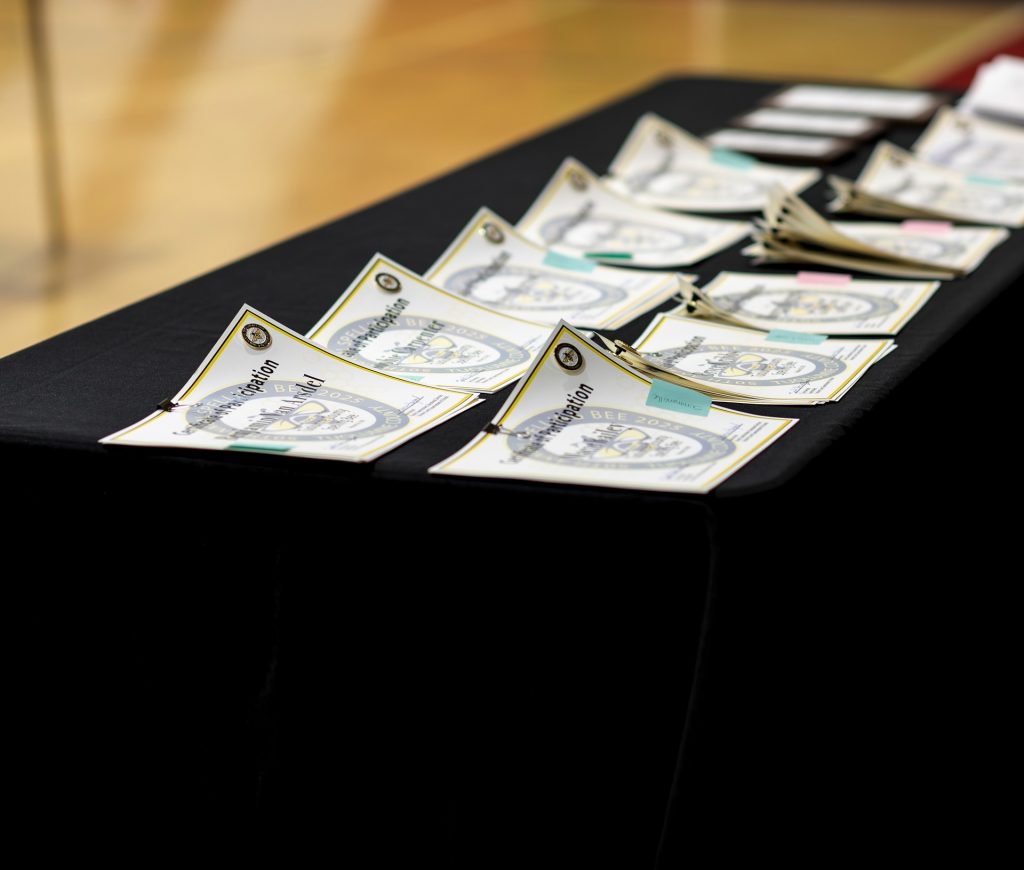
xmin=900 ymin=220 xmax=952 ymax=234
xmin=797 ymin=271 xmax=852 ymax=285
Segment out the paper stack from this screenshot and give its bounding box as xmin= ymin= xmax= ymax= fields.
xmin=307 ymin=255 xmax=551 ymax=394
xmin=516 ymin=158 xmax=750 ymax=268
xmin=680 ymin=272 xmax=938 ymax=336
xmin=747 ymin=187 xmax=1008 ymax=279
xmin=102 ymin=306 xmax=479 ymax=462
xmin=604 ymin=113 xmax=820 ymax=212
xmin=828 ymin=141 xmax=1024 ymax=227
xmin=601 ymin=314 xmax=893 ymax=405
xmin=431 ymin=322 xmax=795 ymax=494
xmin=427 ymin=208 xmax=692 ymax=330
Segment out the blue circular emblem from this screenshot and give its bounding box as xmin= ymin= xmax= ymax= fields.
xmin=507 ymin=406 xmax=735 ymax=470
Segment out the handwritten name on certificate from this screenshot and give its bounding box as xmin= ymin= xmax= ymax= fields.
xmin=101 ymin=306 xmax=479 ymax=461
xmin=308 ymin=255 xmax=549 ymax=393
xmin=632 ymin=315 xmax=894 ymax=405
xmin=431 ymin=322 xmax=795 ymax=494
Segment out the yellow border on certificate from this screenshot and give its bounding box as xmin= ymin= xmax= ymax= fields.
xmin=702 ymin=272 xmax=940 ymax=336
xmin=426 ymin=211 xmax=682 ymax=329
xmin=311 ymin=255 xmax=548 ymax=337
xmin=515 ymin=162 xmax=752 ymax=265
xmin=438 ymin=325 xmax=796 ymax=486
xmin=857 ymin=142 xmax=1024 ymax=227
xmin=835 ymin=221 xmax=1009 ymax=273
xmin=514 ymin=162 xmax=580 ymax=234
xmin=109 ymin=310 xmax=476 ymax=452
xmin=634 ymin=315 xmax=892 ymax=401
xmin=306 ymin=255 xmax=549 ymax=392
xmin=607 ymin=114 xmax=661 ymax=175
xmin=886 ymin=281 xmax=940 ymax=332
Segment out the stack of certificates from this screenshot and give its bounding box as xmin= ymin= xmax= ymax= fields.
xmin=602 ymin=113 xmax=820 ymax=212
xmin=103 ymin=70 xmax=1022 ymax=495
xmin=747 ymin=187 xmax=1008 ymax=279
xmin=426 ymin=208 xmax=693 ymax=330
xmin=673 ymin=272 xmax=938 ymax=337
xmin=514 ymin=157 xmax=750 ymax=268
xmin=828 ymin=141 xmax=1024 ymax=227
xmin=913 ymin=106 xmax=1024 ymax=182
xmin=432 ymin=323 xmax=797 ymax=494
xmin=596 ymin=314 xmax=893 ymax=406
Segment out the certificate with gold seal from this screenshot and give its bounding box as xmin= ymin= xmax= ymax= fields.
xmin=516 ymin=158 xmax=750 ymax=268
xmin=308 ymin=255 xmax=550 ymax=393
xmin=632 ymin=314 xmax=894 ymax=404
xmin=431 ymin=322 xmax=795 ymax=494
xmin=102 ymin=305 xmax=479 ymax=462
xmin=427 ymin=208 xmax=691 ymax=329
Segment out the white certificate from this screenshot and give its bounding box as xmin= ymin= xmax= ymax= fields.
xmin=431 ymin=323 xmax=796 ymax=494
xmin=696 ymin=271 xmax=939 ymax=336
xmin=605 ymin=113 xmax=820 ymax=212
xmin=957 ymin=55 xmax=1024 ymax=125
xmin=766 ymin=84 xmax=943 ymax=119
xmin=516 ymin=158 xmax=750 ymax=268
xmin=632 ymin=314 xmax=893 ymax=404
xmin=736 ymin=108 xmax=878 ymax=137
xmin=426 ymin=207 xmax=690 ymax=329
xmin=844 ymin=141 xmax=1024 ymax=227
xmin=914 ymin=107 xmax=1024 ymax=182
xmin=705 ymin=129 xmax=845 ymax=158
xmin=307 ymin=254 xmax=549 ymax=393
xmin=833 ymin=221 xmax=1009 ymax=274
xmin=101 ymin=305 xmax=479 ymax=462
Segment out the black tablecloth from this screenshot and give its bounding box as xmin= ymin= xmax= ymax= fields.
xmin=3 ymin=76 xmax=1020 ymax=859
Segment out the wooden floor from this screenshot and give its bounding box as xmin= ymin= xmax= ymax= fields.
xmin=2 ymin=0 xmax=1022 ymax=356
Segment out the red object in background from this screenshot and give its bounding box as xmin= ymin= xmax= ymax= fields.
xmin=930 ymin=37 xmax=1024 ymax=89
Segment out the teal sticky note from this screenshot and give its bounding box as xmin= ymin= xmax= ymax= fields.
xmin=966 ymin=174 xmax=1008 ymax=186
xmin=710 ymin=148 xmax=757 ymax=170
xmin=646 ymin=379 xmax=712 ymax=416
xmin=543 ymin=250 xmax=596 ymax=272
xmin=766 ymin=329 xmax=827 ymax=345
xmin=228 ymin=443 xmax=293 ymax=453
xmin=585 ymin=251 xmax=633 ymax=260
xmin=404 ymin=375 xmax=424 ymax=382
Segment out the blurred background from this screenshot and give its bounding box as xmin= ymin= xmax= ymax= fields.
xmin=2 ymin=0 xmax=1022 ymax=357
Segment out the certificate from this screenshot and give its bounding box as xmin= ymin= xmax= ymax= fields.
xmin=749 ymin=187 xmax=1009 ymax=279
xmin=431 ymin=322 xmax=796 ymax=494
xmin=834 ymin=221 xmax=1009 ymax=273
xmin=605 ymin=113 xmax=820 ymax=212
xmin=695 ymin=271 xmax=939 ymax=336
xmin=101 ymin=305 xmax=479 ymax=461
xmin=913 ymin=107 xmax=1024 ymax=182
xmin=831 ymin=141 xmax=1024 ymax=227
xmin=426 ymin=208 xmax=691 ymax=329
xmin=631 ymin=314 xmax=893 ymax=404
xmin=516 ymin=158 xmax=750 ymax=268
xmin=307 ymin=254 xmax=550 ymax=393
